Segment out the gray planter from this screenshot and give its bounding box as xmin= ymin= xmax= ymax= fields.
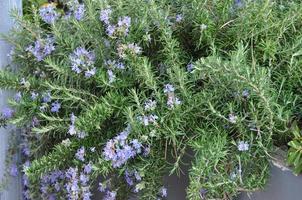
xmin=0 ymin=0 xmax=22 ymax=200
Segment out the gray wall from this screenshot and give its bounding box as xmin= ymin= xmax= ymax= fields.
xmin=0 ymin=0 xmax=22 ymax=200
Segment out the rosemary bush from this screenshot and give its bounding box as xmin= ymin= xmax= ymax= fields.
xmin=1 ymin=0 xmax=302 ymax=199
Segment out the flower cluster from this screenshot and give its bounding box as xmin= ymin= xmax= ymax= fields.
xmin=69 ymin=47 xmax=96 ymax=77
xmin=237 ymin=141 xmax=249 ymax=151
xmin=26 ymin=36 xmax=55 ymax=61
xmin=103 ymin=126 xmax=145 ymax=168
xmin=175 ymin=14 xmax=183 ymax=23
xmin=137 ymin=114 xmax=158 ymax=126
xmin=158 ymin=186 xmax=168 ymax=199
xmin=124 ymin=169 xmax=141 ymax=186
xmin=103 ymin=190 xmax=117 ymax=200
xmin=67 ymin=0 xmax=86 ymax=21
xmin=187 ymin=63 xmax=195 ymax=72
xmin=97 ymin=180 xmax=117 ymax=200
xmin=51 ymin=101 xmax=61 ymax=113
xmin=228 ymin=113 xmax=237 ymax=124
xmin=144 ymin=99 xmax=157 ymax=111
xmin=1 ymin=107 xmax=14 ymax=119
xmin=40 ymin=170 xmax=65 ymax=199
xmin=75 ymin=146 xmax=86 ymax=162
xmin=124 ymin=169 xmax=144 ymax=193
xmin=100 ymin=8 xmax=131 ymax=37
xmin=68 ymin=113 xmax=87 ymax=138
xmin=163 ymin=84 xmax=181 ymax=109
xmin=104 ymin=59 xmax=125 ymax=84
xmin=9 ymin=163 xmax=18 ymax=177
xmin=117 ymin=43 xmax=142 ymax=58
xmin=20 ymin=127 xmax=32 ymax=200
xmin=100 ymin=8 xmax=112 ymax=25
xmin=39 ymin=164 xmax=93 ymax=200
xmin=65 ymin=166 xmax=92 ymax=200
xmin=39 ymin=4 xmax=59 ymax=24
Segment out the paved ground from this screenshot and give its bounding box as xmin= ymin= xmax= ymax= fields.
xmin=162 ymin=164 xmax=302 ymax=200
xmin=237 ymin=165 xmax=302 ymax=200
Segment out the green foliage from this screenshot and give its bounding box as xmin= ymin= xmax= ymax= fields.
xmin=287 ymin=123 xmax=302 ymax=175
xmin=1 ymin=0 xmax=302 ymax=199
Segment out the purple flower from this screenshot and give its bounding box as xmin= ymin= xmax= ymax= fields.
xmin=74 ymin=4 xmax=85 ymax=20
xmin=134 ymin=170 xmax=141 ymax=181
xmin=105 ymin=60 xmax=125 ymax=70
xmin=160 ymin=187 xmax=167 ymax=197
xmin=22 ymin=174 xmax=30 ymax=187
xmin=39 ymin=4 xmax=59 ymax=24
xmin=75 ymin=146 xmax=85 ymax=161
xmin=31 ymin=116 xmax=40 ymax=127
xmin=21 ymin=142 xmax=30 ymax=156
xmin=175 ymin=14 xmax=183 ymax=22
xmin=23 ymin=160 xmax=31 ymax=169
xmin=7 ymin=47 xmax=15 ymax=60
xmin=187 ymin=63 xmax=194 ymax=72
xmin=98 ymin=182 xmax=107 ymax=192
xmin=103 ymin=126 xmax=144 ymax=168
xmin=124 ymin=169 xmax=141 ymax=185
xmin=20 ymin=78 xmax=27 ymax=86
xmin=78 ymin=131 xmax=87 ymax=139
xmin=125 ymin=170 xmax=134 ymax=186
xmin=199 ymin=188 xmax=208 ymax=199
xmin=117 ymin=16 xmax=131 ymax=35
xmin=106 ymin=25 xmax=116 ymax=36
xmin=31 ymin=92 xmax=39 ymax=100
xmin=82 ymin=187 xmax=92 ymax=200
xmin=234 ymin=0 xmax=244 ymax=8
xmin=127 ymin=43 xmax=142 ymax=54
xmin=237 ymin=141 xmax=249 ymax=151
xmin=66 ymin=167 xmax=78 ymax=179
xmin=118 ymin=16 xmax=131 ymax=27
xmin=104 ymin=191 xmax=116 ymax=200
xmin=131 ymin=139 xmax=142 ymax=152
xmin=42 ymin=92 xmax=52 ymax=103
xmin=100 ymin=8 xmax=112 ymax=25
xmin=242 ymin=89 xmax=249 ymax=98
xmin=9 ymin=164 xmax=18 ymax=177
xmin=14 ymin=92 xmax=22 ymax=102
xmin=143 ymin=145 xmax=151 ymax=156
xmin=137 ymin=115 xmax=148 ymax=126
xmin=71 ymin=112 xmax=76 ymax=124
xmin=107 ymin=69 xmax=116 ymax=83
xmin=148 ymin=114 xmax=158 ymax=124
xmin=228 ymin=113 xmax=237 ymax=124
xmin=164 ymin=84 xmax=175 ymax=93
xmin=55 ymin=182 xmax=61 ymax=191
xmin=84 ymin=163 xmax=93 ymax=174
xmin=85 ymin=68 xmax=96 ymax=78
xmin=69 ymin=127 xmax=79 ymax=138
xmin=26 ymin=36 xmax=55 ymax=61
xmin=116 ymin=62 xmax=125 ymax=70
xmin=1 ymin=107 xmax=14 ymax=119
xmin=65 ymin=167 xmax=80 ymax=199
xmin=23 ymin=189 xmax=30 ymax=200
xmin=51 ymin=101 xmax=61 ymax=113
xmin=80 ymin=173 xmax=89 ymax=185
xmin=144 ymin=99 xmax=157 ymax=111
xmin=164 ymin=86 xmax=182 ymax=109
xmin=69 ymin=47 xmax=95 ymax=76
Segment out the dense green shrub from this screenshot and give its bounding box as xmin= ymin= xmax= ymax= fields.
xmin=1 ymin=0 xmax=302 ymax=199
